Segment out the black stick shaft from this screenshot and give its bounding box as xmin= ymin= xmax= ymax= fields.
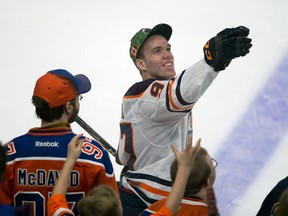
xmin=75 ymin=115 xmax=117 ymax=157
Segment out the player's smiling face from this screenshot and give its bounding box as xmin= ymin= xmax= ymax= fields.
xmin=136 ymin=35 xmax=176 ymax=80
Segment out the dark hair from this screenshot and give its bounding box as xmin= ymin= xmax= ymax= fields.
xmin=170 ymin=147 xmax=212 ymax=195
xmin=0 ymin=142 xmax=7 ymax=183
xmin=137 ymin=47 xmax=145 ymax=60
xmin=32 ymin=96 xmax=78 ymax=123
xmin=32 ymin=96 xmax=65 ymax=122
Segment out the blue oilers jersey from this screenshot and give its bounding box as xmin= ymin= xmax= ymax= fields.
xmin=0 ymin=125 xmax=118 ymax=216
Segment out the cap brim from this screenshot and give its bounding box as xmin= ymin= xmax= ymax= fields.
xmin=75 ymin=74 xmax=91 ymax=94
xmin=149 ymin=23 xmax=172 ymax=41
xmin=49 ymin=69 xmax=91 ymax=94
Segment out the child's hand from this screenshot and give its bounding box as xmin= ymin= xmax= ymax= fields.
xmin=171 ymin=135 xmax=201 ymax=169
xmin=67 ymin=133 xmax=84 ymax=162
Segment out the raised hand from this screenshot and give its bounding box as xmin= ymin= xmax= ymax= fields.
xmin=203 ymin=26 xmax=252 ymax=71
xmin=67 ymin=133 xmax=84 ymax=162
xmin=171 ymin=138 xmax=201 ymax=170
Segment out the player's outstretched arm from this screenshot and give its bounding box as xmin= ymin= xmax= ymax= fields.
xmin=152 ymin=137 xmax=201 ymax=216
xmin=52 ymin=133 xmax=84 ymax=196
xmin=203 ymin=26 xmax=253 ymax=71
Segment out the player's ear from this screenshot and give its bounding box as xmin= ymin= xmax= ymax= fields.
xmin=64 ymin=101 xmax=74 ymax=114
xmin=136 ymin=58 xmax=146 ymax=71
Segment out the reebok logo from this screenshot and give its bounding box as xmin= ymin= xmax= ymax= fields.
xmin=35 ymin=141 xmax=59 ymax=147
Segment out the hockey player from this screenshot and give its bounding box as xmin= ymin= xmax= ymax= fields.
xmin=116 ymin=23 xmax=252 ymax=215
xmin=0 ymin=69 xmax=118 ymax=216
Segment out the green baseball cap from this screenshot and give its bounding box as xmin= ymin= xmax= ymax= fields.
xmin=129 ymin=23 xmax=172 ymax=65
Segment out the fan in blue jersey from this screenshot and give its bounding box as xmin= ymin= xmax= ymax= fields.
xmin=0 ymin=69 xmax=119 ymax=216
xmin=116 ymin=23 xmax=252 ymax=216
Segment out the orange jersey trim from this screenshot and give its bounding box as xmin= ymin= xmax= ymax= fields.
xmin=151 ymin=206 xmax=173 ymax=216
xmin=168 ymin=80 xmax=194 ymax=111
xmin=47 ymin=194 xmax=74 ymax=216
xmin=129 ymin=180 xmax=170 ymax=197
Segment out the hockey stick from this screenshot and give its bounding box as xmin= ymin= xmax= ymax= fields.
xmin=75 ymin=115 xmax=117 ymax=157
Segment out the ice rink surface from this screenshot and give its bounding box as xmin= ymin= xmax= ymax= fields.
xmin=0 ymin=0 xmax=287 ymax=215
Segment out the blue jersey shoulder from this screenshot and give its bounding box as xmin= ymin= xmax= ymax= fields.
xmin=80 ymin=136 xmax=114 ymax=175
xmin=125 ymin=78 xmax=156 ymax=96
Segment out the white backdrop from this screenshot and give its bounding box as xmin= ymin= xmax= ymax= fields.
xmin=1 ymin=0 xmax=288 ymax=215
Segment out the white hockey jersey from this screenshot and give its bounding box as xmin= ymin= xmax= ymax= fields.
xmin=116 ymin=59 xmax=218 ymax=205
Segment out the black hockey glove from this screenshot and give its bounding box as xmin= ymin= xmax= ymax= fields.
xmin=203 ymin=26 xmax=252 ymax=72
